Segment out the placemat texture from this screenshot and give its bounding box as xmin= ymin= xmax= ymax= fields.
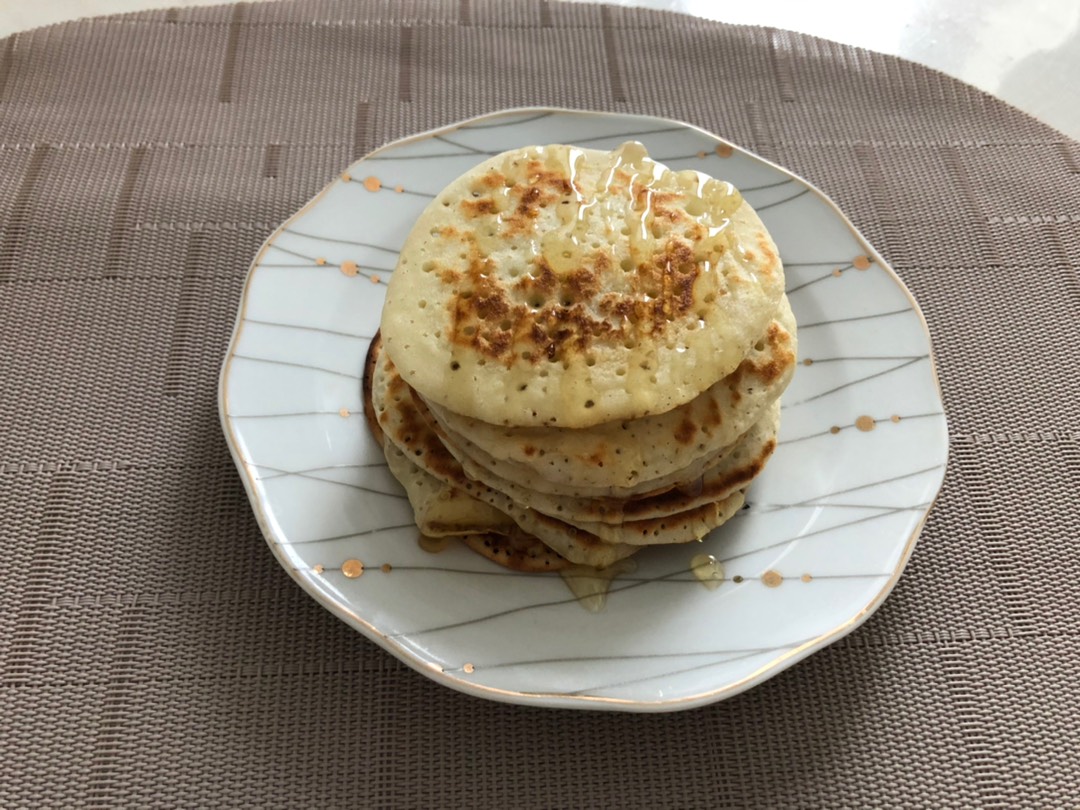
xmin=1 ymin=1 xmax=1078 ymax=807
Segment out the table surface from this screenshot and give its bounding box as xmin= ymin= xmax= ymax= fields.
xmin=1 ymin=1 xmax=1078 ymax=806
xmin=2 ymin=0 xmax=1079 ymax=140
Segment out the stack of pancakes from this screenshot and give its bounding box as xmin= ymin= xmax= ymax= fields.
xmin=364 ymin=142 xmax=796 ymax=572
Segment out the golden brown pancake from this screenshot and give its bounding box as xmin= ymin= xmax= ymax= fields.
xmin=365 ymin=141 xmax=795 ymax=575
xmin=428 ymin=400 xmax=779 ymax=525
xmin=364 ymin=335 xmax=638 ymax=569
xmin=381 ymin=141 xmax=786 ymax=428
xmin=371 ymin=336 xmax=759 ymax=555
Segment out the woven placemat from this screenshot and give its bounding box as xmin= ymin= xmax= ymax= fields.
xmin=1 ymin=1 xmax=1078 ymax=806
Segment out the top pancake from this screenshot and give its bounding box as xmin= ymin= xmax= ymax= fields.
xmin=380 ymin=141 xmax=786 ymax=428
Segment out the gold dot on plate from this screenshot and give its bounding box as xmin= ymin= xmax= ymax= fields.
xmin=891 ymin=414 xmax=902 ymax=423
xmin=341 ymin=172 xmax=351 ymax=183
xmin=801 ymin=573 xmax=813 ymax=583
xmin=340 ymin=260 xmax=359 ymax=277
xmin=338 ymin=407 xmax=350 ymax=418
xmin=696 ymin=150 xmax=706 ymax=159
xmin=381 ymin=563 xmax=392 ymax=573
xmin=829 ymin=425 xmax=841 ymax=435
xmin=342 ymin=559 xmax=364 ymax=578
xmin=463 ymin=662 xmax=475 ymax=674
xmin=802 ymin=358 xmax=814 ymax=366
xmin=394 ymin=184 xmax=404 ymax=194
xmin=363 ymin=176 xmax=381 ymax=192
xmin=853 ymin=254 xmax=871 ymax=270
xmin=369 ymin=275 xmax=381 ymax=284
xmin=715 ymin=143 xmax=733 ymax=158
xmin=732 ymin=575 xmax=744 ymax=584
xmin=855 ymin=415 xmax=876 ymax=432
xmin=762 ymin=570 xmax=784 ymax=588
xmin=312 ymin=564 xmax=325 ymax=575
xmin=315 ymin=257 xmax=326 ymax=266
xmin=832 ymin=268 xmax=843 ymax=277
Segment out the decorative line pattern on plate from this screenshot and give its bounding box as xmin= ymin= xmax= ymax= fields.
xmin=230 ymin=354 xmax=363 ymax=380
xmin=231 ymin=411 xmax=358 ymax=419
xmin=448 ymin=643 xmax=813 ymax=672
xmin=241 ymin=318 xmax=373 ymax=341
xmin=565 ymin=644 xmax=807 ymax=697
xmin=283 ymin=524 xmax=417 ymax=546
xmin=433 ymin=133 xmax=496 ymax=155
xmin=349 ymin=176 xmax=434 ymax=198
xmin=756 ymin=464 xmax=946 ymax=507
xmin=796 ymin=308 xmax=912 ymax=329
xmin=255 ymin=468 xmax=404 ymax=498
xmin=785 ymin=264 xmax=857 ymax=293
xmin=460 ymin=111 xmax=554 ymax=129
xmin=717 ymin=507 xmax=934 ymax=564
xmin=263 ymin=242 xmax=393 ymax=280
xmin=784 ymin=357 xmax=929 ymax=407
xmin=384 ymin=557 xmax=894 ymax=642
xmin=256 ymin=462 xmax=390 ymax=481
xmin=310 ymin=563 xmax=892 ymax=584
xmin=283 ymin=228 xmax=401 ymax=255
xmin=753 ymin=187 xmax=812 ymax=211
xmin=779 ymin=413 xmax=944 ymax=444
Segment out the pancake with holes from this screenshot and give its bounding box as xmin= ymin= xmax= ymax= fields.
xmin=380 ymin=141 xmax=786 ymax=429
xmin=370 ymin=335 xmax=756 ymax=559
xmin=428 ymin=400 xmax=781 ymax=525
xmin=369 ymin=141 xmax=794 ymax=572
xmin=368 ymin=335 xmax=640 ymax=569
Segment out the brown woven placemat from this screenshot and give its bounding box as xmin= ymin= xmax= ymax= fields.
xmin=1 ymin=1 xmax=1078 ymax=806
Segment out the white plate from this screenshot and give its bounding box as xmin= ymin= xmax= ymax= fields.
xmin=219 ymin=108 xmax=948 ymax=712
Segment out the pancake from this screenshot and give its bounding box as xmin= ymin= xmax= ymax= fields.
xmin=369 ymin=336 xmax=640 ymax=568
xmin=382 ymin=438 xmax=515 ymax=538
xmin=534 ymin=489 xmax=746 ymax=547
xmin=429 ymin=400 xmax=780 ymax=525
xmin=372 ymin=335 xmax=753 ymax=550
xmin=383 ymin=431 xmax=571 ymax=572
xmin=461 ymin=532 xmax=572 ymax=573
xmin=423 ymin=296 xmax=795 ymax=493
xmin=380 ymin=141 xmax=786 ymax=428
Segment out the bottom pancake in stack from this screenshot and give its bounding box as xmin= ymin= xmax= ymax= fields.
xmin=362 ymin=297 xmax=796 ymax=573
